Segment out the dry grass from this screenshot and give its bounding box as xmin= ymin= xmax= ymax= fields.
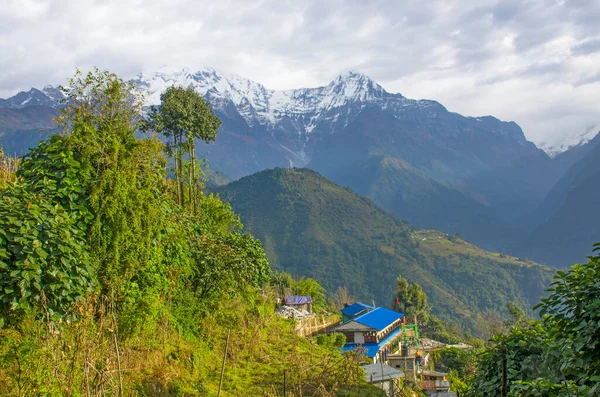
xmin=0 ymin=148 xmax=19 ymax=186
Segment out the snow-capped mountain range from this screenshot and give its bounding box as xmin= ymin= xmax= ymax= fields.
xmin=133 ymin=67 xmax=441 ymax=136
xmin=1 ymin=67 xmax=596 ymax=156
xmin=0 ymin=86 xmax=64 ymax=109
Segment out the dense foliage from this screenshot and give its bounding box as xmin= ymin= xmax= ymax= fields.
xmin=214 ymin=168 xmax=555 ymax=333
xmin=0 ymin=184 xmax=93 ymax=323
xmin=0 ymin=70 xmax=379 ymax=395
xmin=467 ymin=245 xmax=600 ymax=396
xmin=392 ymin=276 xmax=430 ymax=322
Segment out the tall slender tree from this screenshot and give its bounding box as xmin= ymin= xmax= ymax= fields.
xmin=150 ymin=86 xmax=221 ymax=210
xmin=393 ymin=275 xmax=430 ymax=321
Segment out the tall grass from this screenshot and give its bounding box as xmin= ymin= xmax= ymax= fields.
xmin=0 ymin=148 xmax=19 ymax=186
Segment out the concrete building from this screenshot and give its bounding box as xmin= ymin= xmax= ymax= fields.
xmin=387 ymin=353 xmax=417 ymax=381
xmin=362 ymin=363 xmax=404 ymax=397
xmin=421 ymin=370 xmax=451 ymax=395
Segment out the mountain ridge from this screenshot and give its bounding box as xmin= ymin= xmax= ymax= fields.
xmin=1 ymin=67 xmax=568 ymax=155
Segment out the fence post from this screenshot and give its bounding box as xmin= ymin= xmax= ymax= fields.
xmin=217 ymin=329 xmax=230 ymax=397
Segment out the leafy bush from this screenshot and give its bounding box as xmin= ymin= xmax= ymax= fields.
xmin=316 ymin=332 xmax=346 ymax=349
xmin=0 ymin=185 xmax=94 ymax=323
xmin=468 ymin=244 xmax=600 ymax=396
xmin=431 ymin=347 xmax=478 ymax=378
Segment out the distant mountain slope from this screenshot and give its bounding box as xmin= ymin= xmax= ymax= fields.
xmin=202 ymin=167 xmax=231 ymax=189
xmin=134 ymin=69 xmax=559 ymax=215
xmin=530 ymin=133 xmax=600 ymax=226
xmin=521 ymin=173 xmax=600 ymax=267
xmin=215 ymin=168 xmax=554 ymax=327
xmin=306 ymin=106 xmax=532 ymax=250
xmin=520 ymin=135 xmax=600 ymax=267
xmin=149 ymin=68 xmax=564 ymax=252
xmin=0 ymin=106 xmax=57 ymax=155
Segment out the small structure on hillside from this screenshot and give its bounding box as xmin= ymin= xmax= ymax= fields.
xmin=341 ymin=302 xmax=374 ymax=323
xmin=387 ymin=353 xmax=417 ymax=381
xmin=335 ymin=306 xmax=403 ymax=362
xmin=362 ymin=363 xmax=404 ymax=397
xmin=420 ymin=370 xmax=451 ymax=395
xmin=284 ymin=296 xmax=313 ymax=313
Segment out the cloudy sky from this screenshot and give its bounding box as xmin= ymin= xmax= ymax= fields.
xmin=2 ymin=0 xmax=599 ymax=149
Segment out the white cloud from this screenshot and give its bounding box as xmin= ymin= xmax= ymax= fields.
xmin=0 ymin=0 xmax=598 ymax=145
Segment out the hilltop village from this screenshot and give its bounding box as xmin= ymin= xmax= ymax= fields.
xmin=277 ymin=296 xmax=470 ymax=396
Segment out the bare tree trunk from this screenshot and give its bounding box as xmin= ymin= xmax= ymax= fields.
xmin=112 ymin=312 xmax=123 ymax=397
xmin=178 ymin=135 xmax=185 ymax=207
xmin=190 ymin=138 xmax=197 ymax=214
xmin=217 ymin=329 xmax=231 ymax=397
xmin=188 ymin=138 xmax=193 ymax=212
xmin=174 ymin=135 xmax=181 ymax=205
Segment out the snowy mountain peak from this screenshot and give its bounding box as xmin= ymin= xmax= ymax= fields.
xmin=0 ymin=86 xmax=63 ymax=109
xmin=332 ymin=70 xmax=371 ymax=84
xmin=538 ymin=124 xmax=599 ymax=157
xmin=41 ymin=86 xmax=64 ymax=102
xmin=328 ymin=70 xmax=388 ymax=101
xmin=332 ymin=70 xmax=376 ymax=85
xmin=134 ymin=67 xmax=268 ymax=111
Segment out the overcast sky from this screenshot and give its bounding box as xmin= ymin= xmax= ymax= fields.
xmin=2 ymin=0 xmax=599 ymax=148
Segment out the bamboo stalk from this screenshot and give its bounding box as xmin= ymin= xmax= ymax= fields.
xmin=217 ymin=329 xmax=231 ymax=397
xmin=112 ymin=312 xmax=123 ymax=397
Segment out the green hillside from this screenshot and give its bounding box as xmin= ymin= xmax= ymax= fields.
xmin=0 ymin=72 xmax=382 ymax=396
xmin=215 ymin=168 xmax=554 ymax=327
xmin=321 ymin=154 xmax=523 ymax=252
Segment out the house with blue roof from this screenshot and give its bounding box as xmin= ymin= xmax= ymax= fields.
xmin=334 ymin=306 xmax=403 ymax=362
xmin=341 ymin=302 xmax=374 ymax=323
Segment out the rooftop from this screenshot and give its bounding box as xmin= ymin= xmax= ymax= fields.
xmin=362 ymin=363 xmax=404 ymax=382
xmin=353 ymin=307 xmax=403 ymax=331
xmin=341 ymin=302 xmax=374 ymax=318
xmin=284 ymin=296 xmax=312 ymax=305
xmin=422 ymin=370 xmax=449 ymax=378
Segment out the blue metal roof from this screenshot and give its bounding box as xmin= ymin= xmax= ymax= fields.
xmin=284 ymin=296 xmax=312 ymax=305
xmin=353 ymin=307 xmax=403 ymax=331
xmin=341 ymin=302 xmax=374 ymax=318
xmin=342 ymin=328 xmax=401 ymax=358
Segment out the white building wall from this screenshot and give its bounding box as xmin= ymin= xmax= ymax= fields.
xmin=354 ymin=332 xmax=364 ymax=344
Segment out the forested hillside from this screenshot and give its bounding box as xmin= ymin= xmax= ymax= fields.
xmin=214 ymin=168 xmax=555 ymax=329
xmin=0 ymin=70 xmax=379 ymax=396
